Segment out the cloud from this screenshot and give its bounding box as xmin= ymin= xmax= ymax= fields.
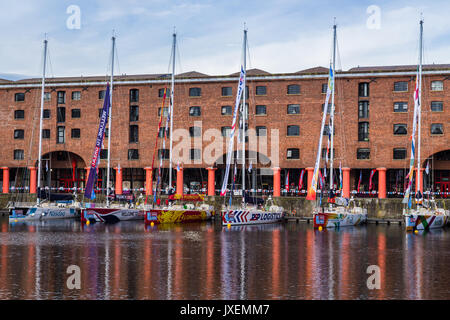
xmin=0 ymin=1 xmax=449 ymax=79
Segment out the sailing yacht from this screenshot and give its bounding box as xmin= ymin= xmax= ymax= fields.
xmin=81 ymin=35 xmax=143 ymax=224
xmin=10 ymin=38 xmax=79 ymax=222
xmin=307 ymin=23 xmax=367 ymax=229
xmin=220 ymin=28 xmax=284 ymax=226
xmin=403 ymin=20 xmax=449 ymax=231
xmin=140 ymin=32 xmax=214 ymax=225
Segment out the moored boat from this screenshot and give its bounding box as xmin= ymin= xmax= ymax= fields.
xmin=404 ymin=199 xmax=448 ymax=231
xmin=313 ymin=198 xmax=367 ymax=229
xmin=219 ymin=28 xmax=285 ymax=226
xmin=307 ymin=23 xmax=367 ymax=229
xmin=401 ymin=20 xmax=448 ymax=231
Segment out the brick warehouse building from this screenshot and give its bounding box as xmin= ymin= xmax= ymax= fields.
xmin=0 ymin=64 xmax=449 ymax=198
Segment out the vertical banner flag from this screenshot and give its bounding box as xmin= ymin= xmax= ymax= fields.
xmin=298 ymin=169 xmax=305 ymax=190
xmin=85 ymin=83 xmax=110 ymax=199
xmin=248 ymin=161 xmax=252 ymax=173
xmin=318 ymin=170 xmax=324 ymax=189
xmin=339 ymin=162 xmax=343 ymax=191
xmin=220 ymin=66 xmax=246 ymax=196
xmin=306 ymin=64 xmax=334 ymax=200
xmin=285 ymin=170 xmax=290 ymax=191
xmin=403 ymin=67 xmax=420 ymax=204
xmin=368 ymin=169 xmax=377 ymax=191
xmin=425 ymin=160 xmax=429 ymax=175
xmin=357 ymin=170 xmax=362 ymax=193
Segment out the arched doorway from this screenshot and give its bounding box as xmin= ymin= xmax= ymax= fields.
xmin=36 ymin=151 xmax=86 ymax=190
xmin=423 ymin=150 xmax=450 ymax=197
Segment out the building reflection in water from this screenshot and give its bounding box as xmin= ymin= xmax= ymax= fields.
xmin=0 ymin=220 xmax=449 ymax=299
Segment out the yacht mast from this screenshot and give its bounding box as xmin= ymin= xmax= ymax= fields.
xmin=106 ymin=35 xmax=115 ymax=207
xmin=417 ymin=19 xmax=423 ymax=194
xmin=241 ymin=28 xmax=247 ymax=196
xmin=169 ymin=32 xmax=176 ymax=190
xmin=329 ymin=23 xmax=337 ymax=191
xmin=36 ymin=38 xmax=48 ymax=205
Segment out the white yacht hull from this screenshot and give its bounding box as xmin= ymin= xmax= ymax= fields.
xmin=9 ymin=207 xmax=78 ymax=222
xmin=221 ymin=209 xmax=284 ymax=226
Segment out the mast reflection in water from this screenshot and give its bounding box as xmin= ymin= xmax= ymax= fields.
xmin=0 ymin=219 xmax=449 ymax=300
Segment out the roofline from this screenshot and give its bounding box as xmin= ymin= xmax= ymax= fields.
xmin=0 ymin=69 xmax=449 ymax=89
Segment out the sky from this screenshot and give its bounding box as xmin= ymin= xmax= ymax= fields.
xmin=1 ymin=0 xmax=450 ymax=80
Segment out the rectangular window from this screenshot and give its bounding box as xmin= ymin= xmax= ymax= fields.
xmin=14 ymin=129 xmax=24 ymax=139
xmin=221 ymin=106 xmax=232 ymax=115
xmin=393 ymin=124 xmax=407 ymax=135
xmin=14 ymin=93 xmax=25 ymax=102
xmin=255 ymin=105 xmax=266 ymax=115
xmin=393 ymin=148 xmax=406 ymax=160
xmin=322 ymin=103 xmax=332 ymax=114
xmin=358 ymin=101 xmax=369 ymax=118
xmin=99 ymin=90 xmax=105 ymax=100
xmin=189 ymin=87 xmax=201 ymax=97
xmin=71 ymin=108 xmax=81 ymax=118
xmin=221 ymin=87 xmax=232 ymax=96
xmin=158 ymin=88 xmax=166 ymax=98
xmin=322 ymin=83 xmax=328 ymax=93
xmin=358 ymin=83 xmax=369 ymax=97
xmin=71 ymin=91 xmax=81 ymax=100
xmin=358 ymin=122 xmax=369 ymax=141
xmin=323 ymin=125 xmax=335 ymax=136
xmin=431 ymin=123 xmax=443 ymax=135
xmin=431 ymin=80 xmax=443 ymax=91
xmin=357 ymin=148 xmax=370 ymax=160
xmin=129 ymin=125 xmax=139 ymax=143
xmin=100 ymin=149 xmax=108 ymax=159
xmin=287 ymin=104 xmax=300 ymax=114
xmin=128 ymin=149 xmax=139 ymax=160
xmin=256 ymin=126 xmax=267 ymax=137
xmin=42 ymin=129 xmax=50 ymax=139
xmin=322 ymin=148 xmax=335 ymax=159
xmin=394 ymin=81 xmax=408 ymax=92
xmin=158 ymin=149 xmax=169 ymax=160
xmin=44 ymin=92 xmax=51 ymax=101
xmin=158 ymin=107 xmax=169 ymax=117
xmin=71 ymin=128 xmax=81 ymax=138
xmin=57 ymin=107 xmax=66 ymax=123
xmin=394 ymin=102 xmax=408 ymax=112
xmin=189 ymin=106 xmax=201 ymax=116
xmin=158 ymin=127 xmax=169 ymax=138
xmin=431 ymin=101 xmax=443 ymax=112
xmin=43 ymin=109 xmax=51 ymax=119
xmin=221 ymin=126 xmax=231 ymax=137
xmin=57 ymin=91 xmax=66 ymax=104
xmin=14 ymin=149 xmax=24 ymax=160
xmin=255 ymin=86 xmax=267 ymax=95
xmin=130 ymin=89 xmax=139 ymax=102
xmin=130 ymin=105 xmax=139 ymax=121
xmin=57 ymin=126 xmax=65 ymax=144
xmin=190 ymin=149 xmax=201 ymax=160
xmin=14 ymin=110 xmax=24 ymax=119
xmin=189 ymin=126 xmax=201 ymax=137
xmin=287 ymin=125 xmax=300 ymax=136
xmin=287 ymin=148 xmax=300 ymax=160
xmin=287 ymin=84 xmax=300 ymax=94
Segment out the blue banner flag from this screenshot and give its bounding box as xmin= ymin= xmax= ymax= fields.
xmin=84 ymin=83 xmax=110 ymax=199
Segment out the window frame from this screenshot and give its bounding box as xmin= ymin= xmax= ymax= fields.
xmin=393 ymin=81 xmax=408 ymax=92
xmin=287 ymin=125 xmax=300 ymax=136
xmin=287 ymin=84 xmax=301 ymax=95
xmin=286 ymin=148 xmax=300 ymax=160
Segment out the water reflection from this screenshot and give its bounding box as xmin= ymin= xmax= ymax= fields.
xmin=0 ymin=217 xmax=449 ymax=300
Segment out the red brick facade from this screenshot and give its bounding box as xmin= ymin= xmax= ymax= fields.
xmin=1 ymin=65 xmax=449 ymax=194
